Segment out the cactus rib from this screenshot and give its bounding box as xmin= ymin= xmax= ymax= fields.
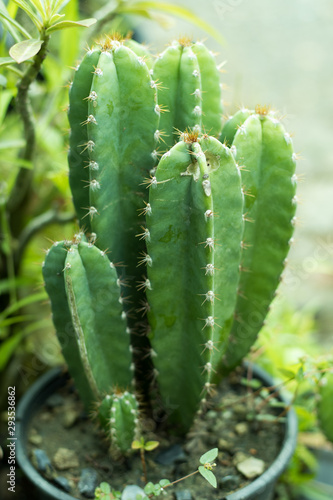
xmin=145 ymin=134 xmax=243 ymax=431
xmin=223 ymin=112 xmax=297 ymax=370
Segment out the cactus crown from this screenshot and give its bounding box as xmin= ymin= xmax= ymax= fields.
xmin=43 ymin=34 xmax=297 ymax=453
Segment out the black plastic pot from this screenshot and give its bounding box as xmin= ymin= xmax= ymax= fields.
xmin=16 ymin=364 xmax=297 ymax=500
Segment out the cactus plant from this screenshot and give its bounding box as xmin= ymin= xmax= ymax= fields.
xmin=152 ymin=38 xmax=223 ymax=149
xmin=43 ymin=35 xmax=297 ymax=453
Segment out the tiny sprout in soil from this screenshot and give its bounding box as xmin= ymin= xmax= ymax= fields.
xmin=94 ymin=448 xmax=218 ymax=499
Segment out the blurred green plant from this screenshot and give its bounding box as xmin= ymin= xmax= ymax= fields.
xmin=0 ymin=0 xmax=93 ymax=403
xmin=0 ymin=0 xmax=224 ymax=404
xmin=252 ymin=297 xmax=333 ymax=499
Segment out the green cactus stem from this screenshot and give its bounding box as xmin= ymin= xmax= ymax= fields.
xmin=68 ymin=48 xmax=100 ymax=231
xmin=153 ymin=38 xmax=223 ymax=150
xmin=145 ymin=132 xmax=243 ymax=432
xmin=222 ymin=108 xmax=297 ymax=370
xmin=42 ymin=238 xmax=96 ymax=409
xmin=43 ymin=238 xmax=133 ymax=402
xmin=67 ymin=36 xmax=159 ymax=392
xmin=123 ymin=38 xmax=153 ymax=69
xmin=220 ymin=107 xmax=253 ymax=147
xmin=98 ymin=391 xmax=140 ymax=453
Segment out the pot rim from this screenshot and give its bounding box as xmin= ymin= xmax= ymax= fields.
xmin=16 ymin=363 xmax=297 ymax=500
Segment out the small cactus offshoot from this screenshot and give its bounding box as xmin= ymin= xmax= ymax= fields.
xmin=43 ymin=34 xmax=297 ymax=453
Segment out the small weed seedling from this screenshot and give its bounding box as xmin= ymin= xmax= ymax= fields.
xmin=94 ymin=448 xmax=218 ymax=499
xmin=131 ymin=437 xmax=160 ymax=483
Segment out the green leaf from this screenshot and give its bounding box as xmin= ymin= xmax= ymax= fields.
xmin=279 ymin=368 xmax=296 ymax=379
xmin=0 ymin=291 xmax=46 ymax=320
xmin=199 ymin=448 xmax=218 ymax=464
xmin=131 ymin=440 xmax=143 ymax=450
xmin=144 ymin=440 xmax=159 ymax=451
xmin=318 ymin=372 xmax=333 ymax=442
xmin=0 ymin=57 xmax=17 ymax=67
xmin=2 ymin=157 xmax=33 ymax=169
xmin=0 ymin=139 xmax=26 ymax=150
xmin=12 ymin=0 xmax=43 ymax=30
xmin=143 ymin=483 xmax=155 ymax=494
xmin=0 ymin=277 xmax=31 ymax=294
xmin=118 ymin=1 xmax=226 ymax=46
xmin=0 ymin=0 xmax=31 ymax=39
xmin=59 ymin=0 xmax=79 ymax=67
xmin=45 ymin=17 xmax=96 ymax=34
xmin=49 ymin=12 xmax=65 ymax=23
xmin=0 ymin=330 xmax=24 ymax=370
xmin=51 ymin=0 xmax=71 ymax=14
xmin=99 ymin=482 xmax=111 ymax=494
xmin=29 ymin=0 xmax=46 ymax=19
xmin=158 ymin=479 xmax=170 ymax=488
xmin=0 ymin=89 xmax=15 ymax=126
xmin=296 ymin=365 xmax=305 ymax=383
xmin=9 ymin=39 xmax=43 ymax=63
xmin=198 ymin=466 xmax=217 ymax=488
xmin=0 ymin=315 xmax=33 ymax=330
xmin=240 ymin=377 xmax=262 ymax=389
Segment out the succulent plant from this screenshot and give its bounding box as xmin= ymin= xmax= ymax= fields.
xmin=42 ymin=35 xmax=297 ymax=453
xmin=152 ymin=38 xmax=223 ymax=149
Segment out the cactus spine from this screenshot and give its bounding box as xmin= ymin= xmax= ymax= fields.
xmin=43 ymin=35 xmax=297 ymax=452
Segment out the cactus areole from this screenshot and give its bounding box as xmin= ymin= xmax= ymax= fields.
xmin=43 ymin=35 xmax=297 ymax=453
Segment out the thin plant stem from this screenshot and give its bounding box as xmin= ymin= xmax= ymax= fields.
xmin=147 ymin=470 xmax=200 ymax=499
xmin=6 ymin=29 xmax=50 ymax=221
xmin=140 ymin=448 xmax=148 ymax=484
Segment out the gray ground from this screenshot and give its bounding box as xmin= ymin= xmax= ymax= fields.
xmin=139 ymin=0 xmax=333 ymax=343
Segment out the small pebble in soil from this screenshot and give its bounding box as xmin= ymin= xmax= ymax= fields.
xmin=222 ymin=410 xmax=233 ymax=420
xmin=220 ymin=474 xmax=240 ymax=490
xmin=218 ymin=438 xmax=234 ymax=453
xmin=232 ymin=404 xmax=248 ymax=418
xmin=236 ymin=456 xmax=265 ymax=479
xmin=28 ymin=430 xmax=43 ymax=446
xmin=235 ymin=422 xmax=249 ymax=435
xmin=31 ymin=449 xmax=53 ymax=480
xmin=78 ymin=468 xmax=98 ymax=498
xmin=53 ymin=447 xmax=79 ymax=470
xmin=174 ymin=489 xmax=193 ymax=499
xmin=232 ymin=451 xmax=249 ymax=465
xmin=45 ymin=394 xmax=64 ymax=408
xmin=121 ymin=484 xmax=146 ymax=499
xmin=53 ymin=475 xmax=71 ymax=493
xmin=206 ymin=410 xmax=218 ymax=419
xmin=62 ymin=407 xmax=80 ymax=428
xmin=155 ymin=444 xmax=187 ymax=466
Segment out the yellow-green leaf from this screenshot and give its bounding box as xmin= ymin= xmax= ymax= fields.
xmin=0 ymin=57 xmax=16 ymax=67
xmin=9 ymin=39 xmax=43 ymax=64
xmin=131 ymin=440 xmax=142 ymax=450
xmin=45 ymin=17 xmax=96 ymax=34
xmin=144 ymin=441 xmax=159 ymax=451
xmin=0 ymin=0 xmax=31 ymax=39
xmin=118 ymin=1 xmax=226 ymax=46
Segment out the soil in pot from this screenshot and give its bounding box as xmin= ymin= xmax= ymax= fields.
xmin=26 ymin=366 xmax=286 ymax=499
